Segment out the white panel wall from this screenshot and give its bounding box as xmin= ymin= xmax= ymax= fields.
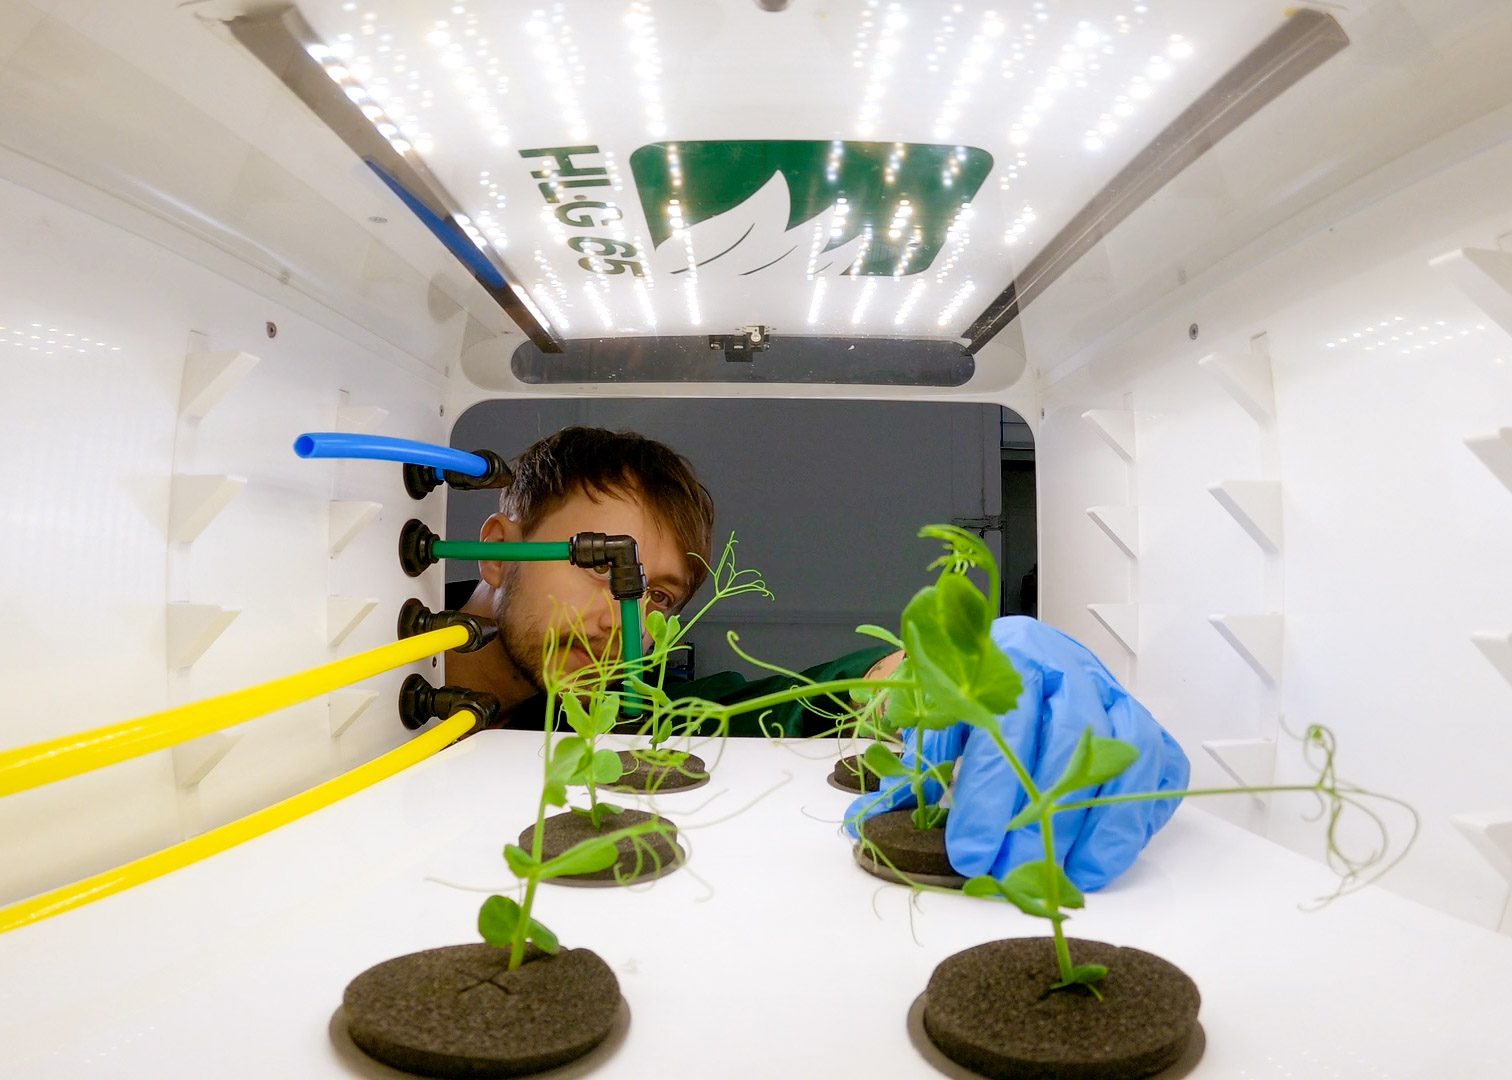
xmin=1038 ymin=128 xmax=1512 ymax=930
xmin=0 ymin=169 xmax=451 ymax=905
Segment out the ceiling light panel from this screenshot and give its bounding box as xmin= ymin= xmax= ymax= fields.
xmin=294 ymin=0 xmax=1287 ymax=340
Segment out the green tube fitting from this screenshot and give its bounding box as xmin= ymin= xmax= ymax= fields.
xmin=619 ymin=598 xmax=644 ymax=718
xmin=430 ymin=540 xmax=573 ymax=562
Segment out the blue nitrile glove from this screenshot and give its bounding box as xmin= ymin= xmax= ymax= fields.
xmin=845 ymin=616 xmax=1189 ymax=891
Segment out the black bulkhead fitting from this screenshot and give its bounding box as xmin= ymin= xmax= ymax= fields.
xmin=404 ymin=449 xmax=514 ymax=501
xmin=396 ymin=598 xmax=497 ymax=653
xmin=398 ymin=519 xmax=440 ymax=577
xmin=398 ymin=673 xmax=499 ymax=731
xmin=569 ymin=532 xmax=647 ymax=600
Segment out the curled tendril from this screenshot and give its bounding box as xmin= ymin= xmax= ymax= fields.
xmin=918 ymin=523 xmax=1000 ymax=599
xmin=1280 ymin=721 xmax=1420 ymax=909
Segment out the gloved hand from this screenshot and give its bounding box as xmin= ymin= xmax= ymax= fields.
xmin=845 ymin=616 xmax=1189 ymax=891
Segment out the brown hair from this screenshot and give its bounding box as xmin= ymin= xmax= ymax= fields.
xmin=500 ymin=427 xmax=715 ymax=605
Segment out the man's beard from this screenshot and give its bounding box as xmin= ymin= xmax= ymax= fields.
xmin=492 ymin=564 xmax=549 ymax=696
xmin=491 ymin=564 xmax=616 ymax=697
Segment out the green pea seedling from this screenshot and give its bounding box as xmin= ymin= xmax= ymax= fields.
xmin=627 ymin=534 xmax=774 ymax=778
xmin=849 ymin=525 xmax=1417 ymax=999
xmin=477 ymin=534 xmax=775 ymax=966
xmin=477 ymin=615 xmax=673 ymax=971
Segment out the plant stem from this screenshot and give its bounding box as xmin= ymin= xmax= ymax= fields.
xmin=511 ymin=685 xmax=558 ymax=974
xmin=985 ymin=727 xmax=1042 ymax=803
xmin=1038 ymin=805 xmax=1074 ymax=984
xmin=718 ymin=677 xmax=912 ymax=720
xmin=507 ymin=874 xmax=539 ymax=973
xmin=1049 ymin=781 xmax=1325 ymax=815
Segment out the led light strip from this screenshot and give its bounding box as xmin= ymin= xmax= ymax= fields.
xmin=225 ymin=7 xmax=562 ymax=353
xmin=964 ymin=8 xmax=1349 ymax=353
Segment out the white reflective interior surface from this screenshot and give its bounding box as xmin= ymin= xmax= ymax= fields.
xmin=294 ymin=0 xmax=1279 ymax=339
xmin=2 ymin=733 xmax=1508 ymax=1078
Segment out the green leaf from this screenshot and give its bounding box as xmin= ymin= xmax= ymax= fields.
xmin=854 ymin=624 xmax=905 ymax=650
xmin=1051 ymin=964 xmax=1108 ymax=999
xmin=477 ymin=895 xmax=521 ymax=947
xmin=502 ymin=844 xmax=539 ymax=879
xmin=591 ymin=748 xmax=625 ymax=784
xmin=626 ymin=677 xmax=672 ymax=710
xmin=970 ymin=642 xmax=1023 ymax=714
xmin=526 ymin=916 xmax=560 ymax=954
xmin=913 ymin=804 xmax=949 ymax=831
xmin=545 ymin=738 xmax=588 ymax=806
xmin=962 ymin=860 xmax=1082 ymax=922
xmin=1004 ymin=858 xmax=1084 ymax=911
xmin=560 ymin=694 xmax=593 ymax=739
xmin=539 ymin=836 xmax=621 ymax=878
xmin=962 ymin=876 xmax=998 ymax=897
xmin=937 ymin=572 xmax=991 ymax=654
xmin=1045 ymin=728 xmax=1141 ymax=802
xmin=862 ymin=742 xmax=910 ymax=778
xmin=922 ymin=760 xmax=955 ymax=787
xmin=903 ymin=621 xmax=1000 ymax=733
xmin=631 ymin=747 xmax=689 ymax=770
xmin=590 ymin=693 xmax=620 ymax=736
xmin=1004 ymin=799 xmax=1047 ymax=833
xmin=644 ymin=609 xmax=668 ymax=645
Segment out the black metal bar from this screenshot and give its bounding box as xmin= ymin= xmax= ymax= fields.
xmin=225 ymin=6 xmax=564 ymax=354
xmin=965 ymin=9 xmax=1349 ymax=353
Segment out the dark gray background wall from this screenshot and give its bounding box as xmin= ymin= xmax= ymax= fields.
xmin=448 ymin=400 xmax=1033 ymax=679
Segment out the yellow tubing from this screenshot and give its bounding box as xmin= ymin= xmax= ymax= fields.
xmin=0 ymin=625 xmax=470 ymax=799
xmin=0 ymin=707 xmax=478 ymax=935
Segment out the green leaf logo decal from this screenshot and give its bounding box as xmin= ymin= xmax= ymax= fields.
xmin=629 ymin=140 xmax=992 ymax=278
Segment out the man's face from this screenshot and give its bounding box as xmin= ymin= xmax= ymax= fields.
xmin=483 ymin=488 xmax=693 ymax=695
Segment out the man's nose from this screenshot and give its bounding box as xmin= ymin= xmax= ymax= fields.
xmin=590 ymin=579 xmax=618 ymax=635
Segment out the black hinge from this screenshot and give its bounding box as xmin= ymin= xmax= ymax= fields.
xmin=950 ymin=515 xmax=1005 ymax=533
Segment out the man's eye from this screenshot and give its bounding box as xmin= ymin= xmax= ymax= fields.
xmin=649 ymin=590 xmax=674 ymax=609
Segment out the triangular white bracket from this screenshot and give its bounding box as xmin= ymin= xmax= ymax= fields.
xmin=168 ymin=474 xmax=247 ymax=543
xmin=328 ymin=500 xmax=382 ymax=555
xmin=329 ymin=689 xmax=381 ymax=737
xmin=1088 ymin=603 xmax=1139 ymax=655
xmin=335 ymin=406 xmax=389 ymax=434
xmin=172 ymin=732 xmax=241 ymax=789
xmin=1081 ymin=410 xmax=1136 ymax=462
xmin=1208 ymin=481 xmax=1283 ymax=552
xmin=167 ymin=603 xmax=240 ymax=669
xmin=179 ymin=350 xmax=260 ymax=420
xmin=1465 ymin=429 xmax=1512 ymax=496
xmin=1450 ymin=812 xmax=1512 ymax=934
xmin=1087 ymin=506 xmax=1140 ymax=558
xmin=1202 ymin=737 xmax=1276 ymax=806
xmin=1472 ymin=631 xmax=1512 ymax=689
xmin=1198 ymin=352 xmax=1275 ymax=426
xmin=328 ymin=596 xmax=379 ymax=648
xmin=1210 ymin=614 xmax=1283 ymax=684
xmin=1428 ymin=247 xmax=1512 ymax=339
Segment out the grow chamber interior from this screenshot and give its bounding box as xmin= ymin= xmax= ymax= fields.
xmin=1 ymin=0 xmax=1512 ymax=1075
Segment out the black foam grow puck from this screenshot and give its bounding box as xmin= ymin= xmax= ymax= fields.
xmin=519 ymin=808 xmax=683 ymax=885
xmin=607 ymin=750 xmax=708 ymax=793
xmin=855 ymin=808 xmax=960 ymax=879
xmin=921 ymin=937 xmax=1202 ymax=1080
xmin=830 ymin=753 xmax=882 ymax=792
xmin=343 ymin=943 xmax=621 ymax=1078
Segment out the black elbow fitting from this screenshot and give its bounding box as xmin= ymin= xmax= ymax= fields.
xmin=403 ymin=449 xmax=514 ymax=501
xmin=397 ymin=598 xmax=497 ymax=653
xmin=569 ymin=532 xmax=647 ymax=600
xmin=399 ymin=519 xmax=440 ymax=577
xmin=398 ymin=673 xmax=499 ymax=731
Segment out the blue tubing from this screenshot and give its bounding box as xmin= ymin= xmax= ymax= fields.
xmin=292 ymin=433 xmax=489 ymax=478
